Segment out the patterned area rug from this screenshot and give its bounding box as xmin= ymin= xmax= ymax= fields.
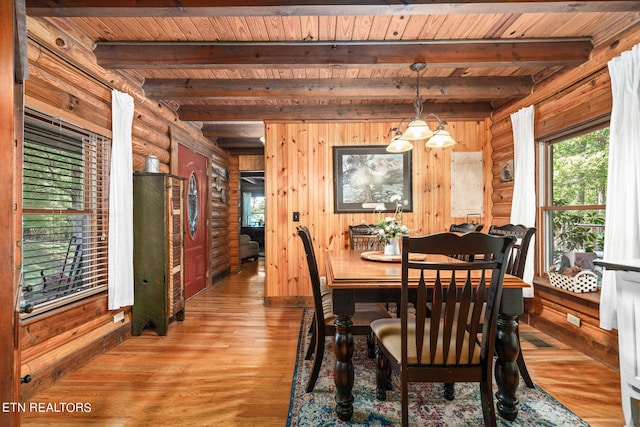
xmin=286 ymin=309 xmax=589 ymax=427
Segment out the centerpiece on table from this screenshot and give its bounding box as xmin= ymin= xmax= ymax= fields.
xmin=375 ymin=194 xmax=409 ymax=256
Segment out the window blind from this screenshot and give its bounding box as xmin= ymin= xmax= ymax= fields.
xmin=21 ymin=109 xmax=110 ymax=316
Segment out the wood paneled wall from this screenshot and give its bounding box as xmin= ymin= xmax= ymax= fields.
xmin=18 ymin=17 xmax=229 ymax=400
xmin=264 ymin=120 xmax=493 ymax=304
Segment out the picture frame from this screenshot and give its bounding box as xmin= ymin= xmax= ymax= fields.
xmin=212 ymin=165 xmax=228 ymax=180
xmin=333 ymin=145 xmax=412 ymax=213
xmin=499 ymin=159 xmax=514 ymax=183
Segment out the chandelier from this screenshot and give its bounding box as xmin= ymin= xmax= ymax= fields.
xmin=386 ymin=62 xmax=456 ymax=153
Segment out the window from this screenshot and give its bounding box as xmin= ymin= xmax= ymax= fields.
xmin=540 ymin=126 xmax=608 ymax=272
xmin=20 ymin=109 xmax=110 ymax=315
xmin=242 ymin=192 xmax=265 ymax=226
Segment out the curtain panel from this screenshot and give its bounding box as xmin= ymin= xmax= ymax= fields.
xmin=108 ymin=89 xmax=135 ymax=310
xmin=600 ymin=43 xmax=640 ymax=331
xmin=510 ymin=105 xmax=536 ymax=297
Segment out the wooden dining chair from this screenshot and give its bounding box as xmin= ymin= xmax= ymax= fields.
xmin=488 ymin=223 xmax=537 ymax=388
xmin=349 ymin=224 xmax=381 ymax=251
xmin=296 ymin=225 xmax=392 ymax=392
xmin=371 ymin=232 xmax=515 ymax=427
xmin=488 ymin=224 xmax=536 ymax=280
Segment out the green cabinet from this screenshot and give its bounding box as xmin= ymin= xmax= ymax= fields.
xmin=132 ymin=172 xmax=185 ymax=336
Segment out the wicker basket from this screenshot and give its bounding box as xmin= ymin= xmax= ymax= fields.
xmin=548 ymin=270 xmax=598 ymax=293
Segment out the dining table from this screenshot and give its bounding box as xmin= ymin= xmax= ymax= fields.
xmin=324 ymin=249 xmax=528 ymax=422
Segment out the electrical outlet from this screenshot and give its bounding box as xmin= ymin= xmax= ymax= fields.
xmin=113 ymin=311 xmax=125 ymax=323
xmin=567 ymin=313 xmax=581 ymax=327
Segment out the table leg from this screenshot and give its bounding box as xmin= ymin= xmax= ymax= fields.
xmin=334 ymin=315 xmax=354 ymax=421
xmin=495 ymin=313 xmax=520 ymax=421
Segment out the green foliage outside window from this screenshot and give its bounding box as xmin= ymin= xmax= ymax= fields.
xmin=548 ymin=128 xmax=608 ymax=265
xmin=250 ymin=196 xmax=265 ymax=226
xmin=552 ymin=128 xmax=608 ymax=206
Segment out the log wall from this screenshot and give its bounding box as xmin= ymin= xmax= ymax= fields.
xmin=489 ymin=23 xmax=640 ymax=233
xmin=264 ymin=119 xmax=494 ymax=304
xmin=19 ymin=17 xmax=229 ymax=399
xmin=226 ymin=156 xmax=240 ymax=274
xmin=488 ymin=22 xmax=640 ymax=368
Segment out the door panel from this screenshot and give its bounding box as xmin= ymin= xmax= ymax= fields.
xmin=178 ymin=145 xmax=208 ymax=299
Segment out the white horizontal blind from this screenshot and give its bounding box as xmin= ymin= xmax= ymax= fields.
xmin=21 ymin=109 xmax=110 ymax=315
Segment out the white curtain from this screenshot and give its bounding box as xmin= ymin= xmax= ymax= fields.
xmin=108 ymin=89 xmax=135 ymax=310
xmin=600 ymin=44 xmax=640 ymax=331
xmin=510 ymin=105 xmax=536 ymax=297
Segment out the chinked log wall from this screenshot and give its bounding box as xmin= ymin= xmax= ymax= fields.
xmin=489 ymin=23 xmax=640 ymax=369
xmin=263 ymin=120 xmax=494 ymax=305
xmin=20 ymin=17 xmax=229 ymax=400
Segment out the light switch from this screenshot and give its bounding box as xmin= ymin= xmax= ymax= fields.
xmin=293 ymin=212 xmax=300 ymax=222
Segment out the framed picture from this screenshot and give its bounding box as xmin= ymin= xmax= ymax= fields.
xmin=499 ymin=159 xmax=514 ymax=183
xmin=212 ymin=165 xmax=228 ymax=180
xmin=333 ymin=145 xmax=412 ymax=213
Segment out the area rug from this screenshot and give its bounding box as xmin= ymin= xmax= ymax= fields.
xmin=286 ymin=309 xmax=589 ymax=427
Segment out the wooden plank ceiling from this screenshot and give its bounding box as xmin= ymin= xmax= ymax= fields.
xmin=26 ymin=1 xmax=640 ymax=154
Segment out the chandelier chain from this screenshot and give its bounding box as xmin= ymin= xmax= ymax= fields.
xmin=413 ymin=67 xmax=423 ymax=118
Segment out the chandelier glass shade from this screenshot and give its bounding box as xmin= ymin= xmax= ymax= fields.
xmin=386 ymin=62 xmax=456 ymax=152
xmin=386 ymin=129 xmax=414 ymax=153
xmin=403 ymin=119 xmax=433 ymax=141
xmin=425 ymin=125 xmax=456 ymax=148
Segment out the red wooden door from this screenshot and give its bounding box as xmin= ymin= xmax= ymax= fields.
xmin=179 ymin=145 xmax=208 ymax=299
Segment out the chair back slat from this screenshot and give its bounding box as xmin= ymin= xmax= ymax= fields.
xmin=401 ymin=232 xmax=514 ymax=369
xmin=426 ymin=271 xmax=441 ymax=365
xmin=442 ymin=275 xmax=458 ymax=364
xmin=414 ymin=271 xmax=428 ymax=365
xmin=468 ymin=277 xmax=485 ymax=344
xmin=456 ymin=276 xmax=473 ymax=363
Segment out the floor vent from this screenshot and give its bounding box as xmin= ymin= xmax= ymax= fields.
xmin=520 ymin=331 xmax=555 ymax=348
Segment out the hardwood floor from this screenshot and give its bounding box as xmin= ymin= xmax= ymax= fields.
xmin=21 ymin=259 xmax=624 ymax=426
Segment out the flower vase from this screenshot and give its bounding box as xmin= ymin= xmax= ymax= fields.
xmin=384 ymin=237 xmax=400 ymax=256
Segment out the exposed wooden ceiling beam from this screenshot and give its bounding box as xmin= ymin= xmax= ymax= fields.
xmin=144 ymin=76 xmax=533 ymax=101
xmin=216 ymin=137 xmax=264 ymax=147
xmin=25 ymin=1 xmax=640 ymax=17
xmin=215 ymin=138 xmax=265 ymax=156
xmin=201 ymin=122 xmax=264 ymax=138
xmin=177 ymin=102 xmax=493 ymax=121
xmin=95 ymin=39 xmax=592 ymax=69
xmin=222 ymin=146 xmax=265 ymax=156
